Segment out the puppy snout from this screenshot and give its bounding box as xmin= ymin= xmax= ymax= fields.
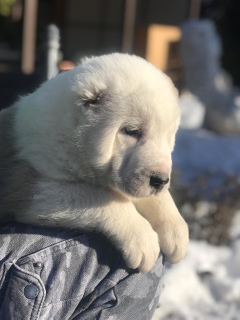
xmin=149 ymin=173 xmax=169 ymax=191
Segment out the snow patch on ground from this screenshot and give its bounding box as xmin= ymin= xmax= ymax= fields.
xmin=173 ymin=129 xmax=240 ymax=184
xmin=152 ymin=239 xmax=240 ymax=320
xmin=176 ymin=91 xmax=240 ymax=184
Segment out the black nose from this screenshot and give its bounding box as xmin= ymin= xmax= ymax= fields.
xmin=149 ymin=174 xmax=169 ymax=191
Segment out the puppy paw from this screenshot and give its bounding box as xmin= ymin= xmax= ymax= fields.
xmin=120 ymin=220 xmax=160 ymax=272
xmin=157 ymin=220 xmax=189 ymax=264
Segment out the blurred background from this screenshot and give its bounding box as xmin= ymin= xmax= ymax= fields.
xmin=1 ymin=0 xmax=240 ymax=107
xmin=0 ymin=0 xmax=240 ymax=319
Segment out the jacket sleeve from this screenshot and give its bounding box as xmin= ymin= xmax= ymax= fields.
xmin=0 ymin=223 xmax=164 ymax=320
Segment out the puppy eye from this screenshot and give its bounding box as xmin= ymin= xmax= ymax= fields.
xmin=84 ymin=92 xmax=103 ymax=107
xmin=123 ymin=127 xmax=142 ymax=140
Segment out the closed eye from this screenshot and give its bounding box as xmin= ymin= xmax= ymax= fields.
xmin=83 ymin=92 xmax=103 ymax=107
xmin=123 ymin=127 xmax=142 ymax=140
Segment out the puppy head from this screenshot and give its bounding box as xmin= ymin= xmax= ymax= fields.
xmin=72 ymin=54 xmax=180 ymax=198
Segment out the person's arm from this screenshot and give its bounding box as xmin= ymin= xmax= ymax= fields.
xmin=16 ymin=180 xmax=160 ymax=272
xmin=0 ymin=223 xmax=164 ymax=320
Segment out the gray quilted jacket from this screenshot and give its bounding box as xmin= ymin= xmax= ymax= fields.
xmin=0 ymin=224 xmax=164 ymax=320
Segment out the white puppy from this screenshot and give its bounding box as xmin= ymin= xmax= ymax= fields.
xmin=0 ymin=53 xmax=188 ymax=272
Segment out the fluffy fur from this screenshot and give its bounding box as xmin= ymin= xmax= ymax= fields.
xmin=0 ymin=54 xmax=188 ymax=272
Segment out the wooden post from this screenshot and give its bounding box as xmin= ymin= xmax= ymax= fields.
xmin=122 ymin=0 xmax=138 ymax=53
xmin=189 ymin=0 xmax=201 ymax=19
xmin=21 ymin=0 xmax=38 ymax=74
xmin=146 ymin=24 xmax=181 ymax=71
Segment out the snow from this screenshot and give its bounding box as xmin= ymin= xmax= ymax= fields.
xmin=152 ymin=239 xmax=240 ymax=320
xmin=179 ymin=91 xmax=206 ymax=130
xmin=173 ymin=129 xmax=240 ymax=186
xmin=152 ymin=94 xmax=240 ymax=320
xmin=176 ymin=90 xmax=240 ymax=183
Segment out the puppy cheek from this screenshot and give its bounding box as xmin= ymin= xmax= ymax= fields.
xmin=91 ymin=127 xmax=118 ymax=168
xmin=129 ymin=179 xmax=151 ymax=197
xmin=109 ymin=154 xmax=125 ymax=188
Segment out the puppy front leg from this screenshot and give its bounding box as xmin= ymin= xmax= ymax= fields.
xmin=96 ymin=193 xmax=160 ymax=272
xmin=18 ymin=181 xmax=160 ymax=272
xmin=134 ymin=190 xmax=189 ymax=263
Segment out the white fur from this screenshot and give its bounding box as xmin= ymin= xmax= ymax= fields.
xmin=12 ymin=53 xmax=188 ymax=271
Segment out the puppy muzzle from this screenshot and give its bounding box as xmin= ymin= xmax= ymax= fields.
xmin=149 ymin=173 xmax=169 ymax=192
